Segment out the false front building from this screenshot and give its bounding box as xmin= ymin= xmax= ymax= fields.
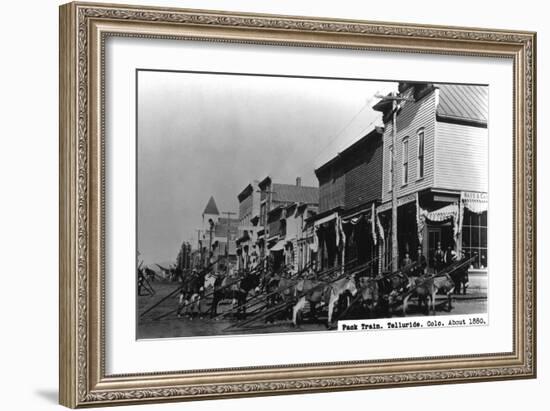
xmin=257 ymin=177 xmax=318 ymax=274
xmin=373 ymin=82 xmax=488 ymax=275
xmin=312 ymin=126 xmax=384 ymax=274
xmin=235 ymin=181 xmax=261 ymax=270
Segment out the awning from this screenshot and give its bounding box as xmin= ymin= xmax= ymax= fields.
xmin=377 ymin=194 xmax=416 ymax=213
xmin=423 ymin=203 xmax=458 ymax=222
xmin=342 ymin=202 xmax=375 ymax=222
xmin=463 ymin=198 xmax=488 ymax=214
xmin=285 ymin=234 xmax=296 ymax=243
xmin=418 ymin=201 xmax=460 ymax=242
xmin=267 ymin=235 xmax=279 ymax=244
xmin=269 ymin=239 xmax=286 ymax=252
xmin=313 ymin=212 xmax=338 ymax=227
xmin=236 ymin=231 xmax=250 ymax=245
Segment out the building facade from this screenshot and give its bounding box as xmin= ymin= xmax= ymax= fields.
xmin=313 ymin=127 xmax=384 ymax=273
xmin=256 ymin=176 xmax=318 ymax=273
xmin=236 ymin=181 xmax=261 ymax=270
xmin=374 ymin=82 xmax=488 ymax=272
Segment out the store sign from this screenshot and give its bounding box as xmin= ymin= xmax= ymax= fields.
xmin=462 ymin=191 xmax=488 ymax=201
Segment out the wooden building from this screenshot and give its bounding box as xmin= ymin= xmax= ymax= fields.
xmin=312 ymin=127 xmax=384 ymax=273
xmin=236 ymin=181 xmax=261 ymax=270
xmin=374 ymin=82 xmax=488 ymax=273
xmin=256 ymin=176 xmax=318 ymax=272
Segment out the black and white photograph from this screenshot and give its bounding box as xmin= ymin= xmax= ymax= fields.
xmin=136 ymin=70 xmax=489 ymax=339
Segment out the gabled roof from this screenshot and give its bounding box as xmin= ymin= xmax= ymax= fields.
xmin=374 ymin=82 xmax=488 ymax=127
xmin=202 ymin=196 xmax=219 ymax=216
xmin=272 ymin=183 xmax=319 ymax=205
xmin=436 ymin=84 xmax=488 ymax=126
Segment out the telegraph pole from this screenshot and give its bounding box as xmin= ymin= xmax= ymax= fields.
xmin=376 ymin=91 xmax=414 ymax=270
xmin=391 ymin=97 xmax=398 ymax=271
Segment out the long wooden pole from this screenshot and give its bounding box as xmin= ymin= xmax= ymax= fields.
xmin=150 ymin=256 xmax=269 ymax=321
xmin=139 ymin=256 xmax=223 ymax=318
xmin=225 ymin=259 xmax=370 ymax=330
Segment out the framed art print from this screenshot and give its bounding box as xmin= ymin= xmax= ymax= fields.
xmin=59 ymin=2 xmax=536 ymax=407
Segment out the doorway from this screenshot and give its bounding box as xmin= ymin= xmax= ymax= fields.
xmin=427 ymin=224 xmax=453 ymax=268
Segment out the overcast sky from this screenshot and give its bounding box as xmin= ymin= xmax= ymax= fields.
xmin=137 ymin=70 xmax=397 ymax=265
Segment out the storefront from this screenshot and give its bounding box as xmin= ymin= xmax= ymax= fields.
xmin=378 ymin=190 xmax=488 ymax=273
xmin=311 ymin=211 xmax=340 ymax=270
xmin=268 ymin=237 xmax=286 ymax=272
xmin=341 ymin=203 xmax=379 ymax=275
xmin=460 ymin=192 xmax=488 ymax=269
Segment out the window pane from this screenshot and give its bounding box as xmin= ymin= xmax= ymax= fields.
xmin=471 ymin=226 xmax=479 ymax=247
xmin=462 ymin=248 xmax=471 ymax=263
xmin=462 ymin=227 xmax=470 ymax=248
xmin=480 ymin=210 xmax=487 ymax=226
xmin=480 ymin=227 xmax=487 ymax=247
xmin=462 ymin=208 xmax=472 ymax=225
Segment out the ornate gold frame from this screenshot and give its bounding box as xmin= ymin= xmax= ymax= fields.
xmin=59 ymin=2 xmax=536 ymax=408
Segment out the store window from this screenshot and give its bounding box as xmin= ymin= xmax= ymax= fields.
xmin=461 ymin=209 xmax=488 ymax=269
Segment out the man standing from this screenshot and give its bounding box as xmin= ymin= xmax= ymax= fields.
xmin=401 ymin=252 xmax=413 ymax=269
xmin=434 ymin=242 xmax=445 ymax=273
xmin=416 ymin=245 xmax=427 ymax=276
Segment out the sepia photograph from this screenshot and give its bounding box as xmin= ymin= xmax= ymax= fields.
xmin=136 ymin=70 xmax=489 ymax=339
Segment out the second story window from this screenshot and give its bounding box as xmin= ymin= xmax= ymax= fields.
xmin=417 ymin=128 xmax=425 ymax=179
xmin=402 ymin=138 xmax=409 ymax=185
xmin=388 ymin=145 xmax=393 ymax=191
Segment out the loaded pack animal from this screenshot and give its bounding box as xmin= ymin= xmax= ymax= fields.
xmin=291 ymin=278 xmax=325 ymax=326
xmin=357 ymin=276 xmax=381 ymax=318
xmin=292 ymin=275 xmax=358 ymax=328
xmin=209 ymin=274 xmax=233 ymax=318
xmin=177 ymin=270 xmax=206 ymax=318
xmin=233 ymin=271 xmax=262 ymax=319
xmin=402 ymin=273 xmax=455 ymax=315
xmin=209 ymin=271 xmax=261 ymax=319
xmin=326 ymin=276 xmax=358 ymax=327
xmin=263 ymin=272 xmax=283 ymax=308
xmin=379 ymin=269 xmax=412 ymax=315
xmin=449 ymin=258 xmax=471 ymax=294
xmin=259 ymin=269 xmax=298 ymax=322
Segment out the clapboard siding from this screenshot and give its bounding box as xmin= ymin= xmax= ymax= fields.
xmin=434 ymin=121 xmax=488 ymax=192
xmin=318 ymin=168 xmax=345 ymax=213
xmin=238 ymin=195 xmax=253 ymax=222
xmin=317 ymin=131 xmax=383 ymax=214
xmin=344 ymin=135 xmax=383 ymax=209
xmin=382 ymin=89 xmax=436 ymax=203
